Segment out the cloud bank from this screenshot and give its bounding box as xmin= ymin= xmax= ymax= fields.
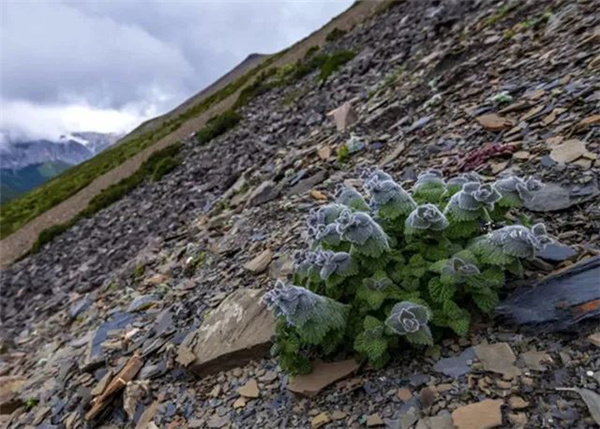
xmin=0 ymin=0 xmax=353 ymax=142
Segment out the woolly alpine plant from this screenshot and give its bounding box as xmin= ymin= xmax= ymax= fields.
xmin=264 ymin=169 xmax=555 ymax=374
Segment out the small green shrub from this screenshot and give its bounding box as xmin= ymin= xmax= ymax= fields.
xmin=152 ymin=157 xmax=179 ymax=181
xmin=337 ymin=145 xmax=350 ymax=163
xmin=304 ymin=45 xmax=320 ymax=59
xmin=326 ymin=28 xmax=347 ymax=42
xmin=263 ymin=169 xmax=553 ymax=374
xmin=318 ymin=51 xmax=357 ymax=81
xmin=196 ymin=111 xmax=242 ymax=144
xmin=31 ymin=223 xmax=71 ymax=253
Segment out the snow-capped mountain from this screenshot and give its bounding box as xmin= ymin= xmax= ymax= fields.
xmin=0 ymin=132 xmax=121 ymax=203
xmin=0 ymin=132 xmax=121 ymax=170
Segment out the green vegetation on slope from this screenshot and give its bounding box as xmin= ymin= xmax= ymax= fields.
xmin=196 ymin=111 xmax=243 ymax=144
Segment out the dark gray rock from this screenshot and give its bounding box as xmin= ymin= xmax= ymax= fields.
xmin=537 ymin=243 xmax=577 ymax=262
xmin=433 ymin=347 xmax=475 ymax=378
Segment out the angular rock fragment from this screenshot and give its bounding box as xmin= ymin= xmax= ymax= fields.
xmin=243 ymin=249 xmax=273 ymax=273
xmin=451 ymin=399 xmax=503 ymax=429
xmin=474 ymin=343 xmax=521 ymax=378
xmin=327 ymin=101 xmax=358 ymax=131
xmin=288 ymin=359 xmax=360 ymax=397
xmin=476 ymin=114 xmax=512 ymax=132
xmin=0 ymin=376 xmax=25 ymax=414
xmin=433 ymin=347 xmax=475 ymax=378
xmin=246 ymin=180 xmax=280 ymax=207
xmin=177 ymin=288 xmax=275 ymax=376
xmin=238 ymin=379 xmax=259 ymax=398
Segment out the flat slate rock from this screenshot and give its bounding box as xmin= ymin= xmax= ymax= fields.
xmin=525 ymin=182 xmax=599 ymax=212
xmin=288 ymin=359 xmax=360 ymax=397
xmin=433 ymin=347 xmax=475 ymax=378
xmin=177 ymin=288 xmax=275 ymax=377
xmin=537 ymin=243 xmax=576 ymax=262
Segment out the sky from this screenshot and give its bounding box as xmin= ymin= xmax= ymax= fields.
xmin=0 ymin=0 xmax=353 ymax=144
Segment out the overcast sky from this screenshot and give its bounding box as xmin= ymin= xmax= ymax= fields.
xmin=0 ymin=0 xmax=353 ymax=144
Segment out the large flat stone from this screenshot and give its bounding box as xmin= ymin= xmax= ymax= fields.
xmin=288 ymin=359 xmax=360 ymax=397
xmin=177 ymin=288 xmax=275 ymax=377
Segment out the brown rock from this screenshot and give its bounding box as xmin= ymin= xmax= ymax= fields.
xmin=520 ymin=105 xmax=545 ymax=121
xmin=243 ymin=249 xmax=273 ymax=273
xmin=508 ymin=412 xmax=528 ymax=427
xmin=578 ymin=114 xmax=600 ymax=128
xmin=367 ymin=413 xmax=384 ymax=427
xmin=588 ymin=333 xmax=600 ymax=347
xmin=318 ymin=146 xmax=332 ymax=160
xmin=233 ymin=397 xmax=246 ymax=409
xmin=331 ymin=410 xmax=347 ymax=420
xmin=476 ymin=114 xmax=513 ymax=132
xmin=521 ymin=350 xmax=553 ymax=371
xmin=509 ymin=396 xmax=529 ymax=410
xmin=0 ymin=375 xmax=25 ymax=414
xmin=474 ymin=343 xmax=522 ymax=378
xmin=513 ymin=150 xmax=530 ymax=160
xmin=419 ymin=387 xmax=436 ymax=408
xmin=451 ymin=399 xmax=504 ymax=429
xmin=397 ymin=387 xmax=413 ymax=401
xmin=288 ymin=359 xmax=360 ymax=397
xmin=238 ymin=379 xmax=259 ymax=398
xmin=327 ymin=102 xmax=358 ymax=131
xmin=311 ymin=412 xmax=331 ymax=428
xmin=146 ymin=273 xmax=168 ymax=285
xmin=90 ymin=370 xmax=113 ymax=396
xmin=310 ymin=190 xmax=327 ymax=201
xmin=550 ymin=139 xmax=588 ymax=163
xmin=177 ymin=289 xmax=275 ymax=376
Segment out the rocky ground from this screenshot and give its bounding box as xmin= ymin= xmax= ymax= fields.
xmin=1 ymin=0 xmax=599 ymax=428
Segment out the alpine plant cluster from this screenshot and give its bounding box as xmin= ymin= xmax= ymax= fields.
xmin=263 ymin=169 xmax=554 ymax=374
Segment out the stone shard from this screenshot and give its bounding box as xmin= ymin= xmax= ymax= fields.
xmin=366 ymin=413 xmax=384 ymax=427
xmin=287 ymin=170 xmax=327 ymax=196
xmin=177 ymin=288 xmax=275 ymax=377
xmin=524 ymin=182 xmax=599 ymax=212
xmin=474 ymin=343 xmax=521 ymax=378
xmin=550 ymin=139 xmax=589 ymax=163
xmin=238 ymin=379 xmax=259 ymax=398
xmin=0 ymin=376 xmax=25 ymax=414
xmin=433 ymin=347 xmax=475 ymax=378
xmin=243 ymin=249 xmax=273 ymax=274
xmin=476 ymin=114 xmax=513 ymax=132
xmin=288 ymin=359 xmax=360 ymax=397
xmin=521 ymin=350 xmax=553 ymax=371
xmin=327 ymin=102 xmax=358 ymax=131
xmin=311 ymin=412 xmax=331 ymax=429
xmin=452 ymin=399 xmax=503 ymax=429
xmin=246 ymin=180 xmax=280 ymax=208
xmin=379 ymin=142 xmax=406 ymax=167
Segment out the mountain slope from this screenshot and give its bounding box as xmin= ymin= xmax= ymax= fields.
xmin=0 ymin=0 xmax=384 ymax=263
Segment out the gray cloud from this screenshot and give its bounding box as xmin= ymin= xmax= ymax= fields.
xmin=1 ymin=0 xmax=353 ymax=141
